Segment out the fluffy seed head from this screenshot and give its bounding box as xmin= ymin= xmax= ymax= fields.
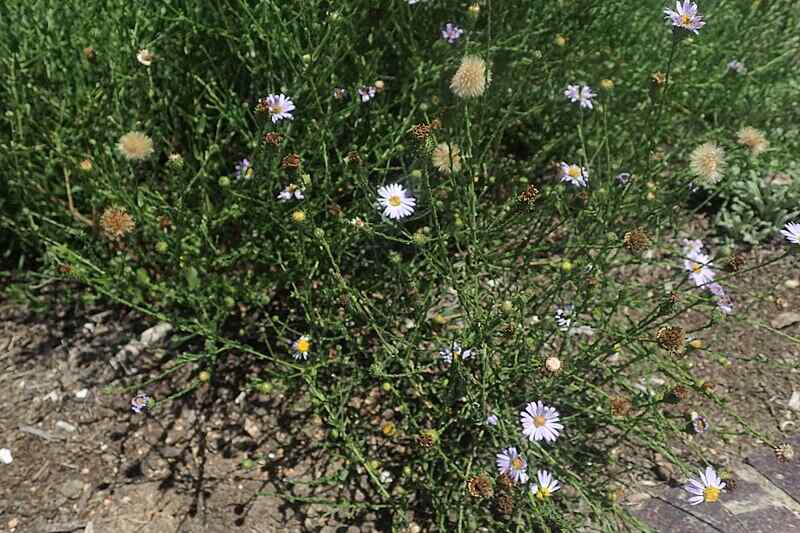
xmin=431 ymin=143 xmax=462 ymax=174
xmin=118 ymin=131 xmax=154 ymax=161
xmin=544 ymin=356 xmax=562 ymax=374
xmin=775 ymin=443 xmax=795 ymax=463
xmin=450 ymin=55 xmax=490 ymax=98
xmin=737 ymin=127 xmax=769 ymax=156
xmin=100 ymin=207 xmax=135 ymax=240
xmin=79 ymin=159 xmax=93 ymax=172
xmin=689 ymin=142 xmax=726 ymax=185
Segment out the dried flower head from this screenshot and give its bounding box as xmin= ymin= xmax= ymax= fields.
xmin=450 ymin=55 xmax=490 ymax=98
xmin=651 ymin=71 xmax=668 ymax=89
xmin=544 ymin=356 xmax=562 ymax=374
xmin=737 ymin=127 xmax=769 ymax=156
xmin=409 ymin=123 xmax=432 ymax=143
xmin=263 ymin=132 xmax=284 ymax=146
xmin=518 ymin=184 xmax=539 ymax=209
xmin=83 ymin=47 xmax=97 ymax=63
xmin=166 ymin=153 xmax=184 ymax=170
xmin=136 ymin=49 xmax=155 ymax=66
xmin=281 ymin=153 xmax=301 ymax=170
xmin=431 ymin=142 xmax=462 ymax=174
xmin=656 ymin=326 xmax=685 ymax=353
xmin=467 ymin=473 xmax=493 ymax=499
xmin=374 ymin=80 xmax=385 ymax=93
xmin=494 ymin=493 xmax=514 ymax=516
xmin=690 ymin=412 xmax=710 ymax=434
xmin=118 ymin=131 xmax=154 ymax=161
xmin=416 ymin=429 xmax=438 ymax=448
xmin=726 ymin=254 xmax=745 ymax=273
xmin=689 ymin=142 xmax=726 ymax=186
xmin=159 ymin=216 xmax=172 ymax=231
xmin=79 ymin=159 xmax=93 ymax=172
xmin=775 ymin=443 xmax=795 ymax=463
xmin=496 ymin=472 xmax=515 ymax=491
xmin=100 ymin=207 xmax=135 ymax=240
xmin=623 ymin=228 xmax=650 ymax=254
xmin=669 ymin=385 xmax=690 ymax=403
xmin=500 ymin=322 xmax=516 ymax=336
xmin=610 ymin=396 xmax=632 ymax=417
xmin=344 ymin=151 xmax=362 ymax=165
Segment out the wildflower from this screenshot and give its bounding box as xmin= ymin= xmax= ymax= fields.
xmin=131 ymin=392 xmax=150 ymax=413
xmin=450 ymin=55 xmax=490 ymax=98
xmin=100 ymin=207 xmax=135 ymax=240
xmin=467 ymin=473 xmax=493 ymax=499
xmin=656 ymin=326 xmax=685 ymax=353
xmin=332 ymin=87 xmax=348 ymax=100
xmin=379 ymin=470 xmax=392 ymax=484
xmin=708 ymin=282 xmax=733 ymax=314
xmin=83 ymin=47 xmax=96 ymax=63
xmin=291 ymin=210 xmax=306 ymax=223
xmin=117 ymin=131 xmax=154 ymax=161
xmin=278 ymin=184 xmax=304 ymax=202
xmin=560 ymin=162 xmax=588 ymax=187
xmin=684 ymin=250 xmax=716 ymax=287
xmin=377 ymin=183 xmax=416 ymax=220
xmin=79 ymin=159 xmax=93 ymax=172
xmin=690 ymin=412 xmax=709 ymax=434
xmin=682 ymin=238 xmax=705 ymax=256
xmin=544 ymin=356 xmax=562 ymax=374
xmin=564 ymin=84 xmax=596 ymax=110
xmin=616 ymin=172 xmax=632 ymax=185
xmin=431 ymin=142 xmax=462 ymax=174
xmin=167 ymin=153 xmax=184 ymax=170
xmin=496 ymin=447 xmax=528 ymax=483
xmin=775 ymin=443 xmax=795 ymax=463
xmin=441 ymin=23 xmax=464 ymax=44
xmin=281 ymin=153 xmax=301 ymax=170
xmin=263 ymin=132 xmax=284 ymax=145
xmin=727 ymin=60 xmax=747 ymax=75
xmin=726 ymin=254 xmax=745 ymax=272
xmin=292 ymin=335 xmax=312 ymax=360
xmin=358 ymin=85 xmax=376 ymax=102
xmin=531 ymin=470 xmax=561 ymax=500
xmin=781 ymin=222 xmax=800 ymax=244
xmin=440 ymin=341 xmax=473 ymax=364
xmin=520 ymin=401 xmax=563 ymax=443
xmin=256 ymin=94 xmax=295 ymax=123
xmin=664 ymin=1 xmax=705 ymax=35
xmin=234 ymin=158 xmax=254 ymax=179
xmin=737 ymin=127 xmax=768 ymax=156
xmin=381 ymin=421 xmax=396 ymax=437
xmin=689 ymin=142 xmax=726 ymax=186
xmin=374 ymin=80 xmax=385 ymax=93
xmin=623 ymin=228 xmax=650 ymax=254
xmin=685 ymin=466 xmax=726 ymax=505
xmin=554 ymin=306 xmax=573 ymax=331
xmin=136 ymin=49 xmax=155 ymax=66
xmin=486 ymin=414 xmax=499 ymax=426
xmin=611 ymin=396 xmax=632 ymax=417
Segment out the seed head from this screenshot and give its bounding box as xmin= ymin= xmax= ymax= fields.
xmin=118 ymin=131 xmax=154 ymax=161
xmin=100 ymin=207 xmax=135 ymax=240
xmin=544 ymin=356 xmax=562 ymax=374
xmin=689 ymin=142 xmax=727 ymax=186
xmin=668 ymin=385 xmax=690 ymax=403
xmin=467 ymin=473 xmax=493 ymax=499
xmin=416 ymin=429 xmax=438 ymax=448
xmin=656 ymin=326 xmax=685 ymax=353
xmin=775 ymin=443 xmax=795 ymax=463
xmin=518 ymin=184 xmax=539 ymax=209
xmin=409 ymin=123 xmax=432 ymax=143
xmin=610 ymin=396 xmax=632 ymax=417
xmin=623 ymin=227 xmax=650 ymax=254
xmin=494 ymin=493 xmax=514 ymax=517
xmin=263 ymin=132 xmax=284 ymax=146
xmin=431 ymin=142 xmax=462 ymax=174
xmin=726 ymin=254 xmax=745 ymax=273
xmin=281 ymin=153 xmax=301 ymax=170
xmin=737 ymin=127 xmax=769 ymax=157
xmin=450 ymin=55 xmax=490 ymax=98
xmin=79 ymin=159 xmax=93 ymax=172
xmin=344 ymin=151 xmax=362 ymax=165
xmin=83 ymin=47 xmax=96 ymax=63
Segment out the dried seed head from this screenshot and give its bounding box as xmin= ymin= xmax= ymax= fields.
xmin=651 ymin=71 xmax=667 ymax=89
xmin=775 ymin=443 xmax=795 ymax=463
xmin=409 ymin=123 xmax=432 ymax=143
xmin=668 ymin=385 xmax=690 ymax=403
xmin=159 ymin=216 xmax=173 ymax=231
xmin=83 ymin=47 xmax=96 ymax=63
xmin=416 ymin=429 xmax=438 ymax=448
xmin=496 ymin=473 xmax=515 ymax=491
xmin=431 ymin=143 xmax=462 ymax=174
xmin=450 ymin=55 xmax=490 ymax=98
xmin=500 ymin=323 xmax=516 ymax=336
xmin=722 ymin=476 xmax=737 ymax=493
xmin=79 ymin=159 xmax=93 ymax=172
xmin=656 ymin=326 xmax=685 ymax=353
xmin=610 ymin=396 xmax=632 ymax=417
xmin=117 ymin=131 xmax=154 ymax=161
xmin=494 ymin=493 xmax=514 ymax=517
xmin=737 ymin=126 xmax=769 ymax=157
xmin=518 ymin=184 xmax=540 ymax=209
xmin=544 ymin=356 xmax=562 ymax=374
xmin=263 ymin=132 xmax=284 ymax=145
xmin=281 ymin=153 xmax=301 ymax=170
xmin=689 ymin=142 xmax=727 ymax=186
xmin=466 ymin=473 xmax=493 ymax=499
xmin=100 ymin=207 xmax=135 ymax=240
xmin=623 ymin=228 xmax=650 ymax=254
xmin=344 ymin=151 xmax=362 ymax=165
xmin=727 ymin=254 xmax=745 ymax=273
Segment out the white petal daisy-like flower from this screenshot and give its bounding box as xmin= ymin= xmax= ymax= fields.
xmin=439 ymin=341 xmax=473 ymax=364
xmin=496 ymin=447 xmax=528 ymax=484
xmin=560 ymin=162 xmax=589 ymax=187
xmin=136 ymin=49 xmax=155 ymax=66
xmin=278 ymin=183 xmax=305 ymax=202
xmin=531 ymin=470 xmax=561 ymax=500
xmin=780 ymin=222 xmax=800 ymax=245
xmin=664 ymin=1 xmax=705 ymax=34
xmin=684 ymin=250 xmax=715 ymax=287
xmin=521 ymin=401 xmax=564 ymax=443
xmin=685 ymin=466 xmax=725 ymax=505
xmin=263 ymin=94 xmax=295 ymax=123
xmin=377 ymin=183 xmax=416 ymax=220
xmin=292 ymin=336 xmax=312 ymax=360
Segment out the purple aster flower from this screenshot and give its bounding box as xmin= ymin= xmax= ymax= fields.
xmin=708 ymin=282 xmax=733 ymax=314
xmin=520 ymin=401 xmax=564 ymax=443
xmin=441 ymin=23 xmax=464 ymax=44
xmin=496 ymin=447 xmax=528 ymax=483
xmin=486 ymin=414 xmax=499 ymax=426
xmin=234 ymin=158 xmax=254 ymax=179
xmin=565 ymin=84 xmax=595 ymax=109
xmin=685 ymin=466 xmax=725 ymax=505
xmin=781 ymin=222 xmax=800 ymax=244
xmin=278 ymin=183 xmax=305 ymax=202
xmin=664 ymin=1 xmax=705 ymax=35
xmin=439 ymin=341 xmax=473 ymax=364
xmin=684 ymin=250 xmax=715 ymax=287
xmin=131 ymin=392 xmax=150 ymax=413
xmin=554 ymin=305 xmax=573 ymax=331
xmin=691 ymin=412 xmax=709 ymax=434
xmin=560 ymin=162 xmax=589 ymax=187
xmin=358 ymin=85 xmax=377 ymax=103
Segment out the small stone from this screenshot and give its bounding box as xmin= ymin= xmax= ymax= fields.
xmin=0 ymin=448 xmax=12 ymax=464
xmin=770 ymin=312 xmax=800 ymax=330
xmin=243 ymin=418 xmax=260 ymax=438
xmin=139 ymin=322 xmax=173 ymax=346
xmin=788 ymin=391 xmax=800 ymax=412
xmin=56 ymin=421 xmax=77 ymax=433
xmin=785 ymin=279 xmax=800 ymax=289
xmin=8 ymin=518 xmax=18 ymax=529
xmin=75 ymin=389 xmax=89 ymax=399
xmin=60 ymin=479 xmax=84 ymax=499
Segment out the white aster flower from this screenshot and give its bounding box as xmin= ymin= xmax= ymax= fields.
xmin=685 ymin=466 xmax=725 ymax=505
xmin=520 ymin=401 xmax=564 ymax=443
xmin=496 ymin=447 xmax=528 ymax=484
xmin=136 ymin=49 xmax=155 ymax=66
xmin=486 ymin=414 xmax=499 ymax=426
xmin=684 ymin=250 xmax=715 ymax=287
xmin=564 ymin=84 xmax=595 ymax=109
xmin=439 ymin=341 xmax=473 ymax=364
xmin=292 ymin=336 xmax=312 ymax=360
xmin=554 ymin=306 xmax=573 ymax=331
xmin=560 ymin=162 xmax=588 ymax=187
xmin=377 ymin=183 xmax=416 ymax=220
xmin=664 ymin=1 xmax=705 ymax=35
xmin=727 ymin=60 xmax=747 ymax=75
xmin=264 ymin=94 xmax=295 ymax=123
xmin=781 ymin=222 xmax=800 ymax=244
xmin=278 ymin=183 xmax=305 ymax=202
xmin=531 ymin=470 xmax=561 ymax=500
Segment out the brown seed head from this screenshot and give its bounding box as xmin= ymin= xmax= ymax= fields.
xmin=466 ymin=473 xmax=493 ymax=499
xmin=83 ymin=47 xmax=96 ymax=63
xmin=263 ymin=132 xmax=284 ymax=146
xmin=656 ymin=326 xmax=685 ymax=353
xmin=409 ymin=123 xmax=432 ymax=143
xmin=494 ymin=492 xmax=514 ymax=517
xmin=344 ymin=151 xmax=362 ymax=165
xmin=159 ymin=215 xmax=173 ymax=231
xmin=727 ymin=254 xmax=745 ymax=273
xmin=518 ymin=184 xmax=540 ymax=209
xmin=281 ymin=153 xmax=301 ymax=170
xmin=100 ymin=207 xmax=135 ymax=240
xmin=651 ymin=71 xmax=667 ymax=89
xmin=623 ymin=228 xmax=650 ymax=254
xmin=610 ymin=396 xmax=632 ymax=417
xmin=669 ymin=385 xmax=690 ymax=403
xmin=416 ymin=429 xmax=437 ymax=448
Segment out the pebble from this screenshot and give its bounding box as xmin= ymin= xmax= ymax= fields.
xmin=60 ymin=479 xmax=84 ymax=499
xmin=785 ymin=279 xmax=800 ymax=289
xmin=0 ymin=448 xmax=12 ymax=464
xmin=56 ymin=421 xmax=77 ymax=432
xmin=75 ymin=389 xmax=89 ymax=399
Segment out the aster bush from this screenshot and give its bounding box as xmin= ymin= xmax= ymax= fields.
xmin=2 ymin=0 xmax=800 ymax=530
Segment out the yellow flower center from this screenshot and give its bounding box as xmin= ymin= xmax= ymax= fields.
xmin=703 ymin=486 xmax=720 ymax=503
xmin=567 ymin=165 xmax=582 ymax=178
xmin=269 ymin=104 xmax=283 ymax=114
xmin=536 ymin=487 xmax=551 ymax=500
xmin=388 ymin=195 xmax=402 ymax=207
xmin=511 ymin=457 xmax=525 ymax=470
xmin=296 ymin=339 xmax=310 ymax=353
xmin=691 ymin=262 xmax=703 ymax=273
xmin=533 ymin=415 xmax=547 ymax=428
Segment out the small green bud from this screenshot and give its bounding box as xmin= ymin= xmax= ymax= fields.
xmin=241 ymin=458 xmax=255 ymax=470
xmin=218 ymin=176 xmax=230 ymax=187
xmin=223 ymin=296 xmax=236 ymax=308
xmin=302 ymin=53 xmax=312 ymax=64
xmin=501 ymin=300 xmax=514 ymax=314
xmin=561 ymin=259 xmax=573 ymax=272
xmin=198 ymin=370 xmax=211 ymax=382
xmin=257 ymin=382 xmax=274 ymax=394
xmin=313 ymin=227 xmax=325 ymax=239
xmin=155 ymin=241 xmax=168 ymax=253
xmin=410 ymin=169 xmax=423 ymax=179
